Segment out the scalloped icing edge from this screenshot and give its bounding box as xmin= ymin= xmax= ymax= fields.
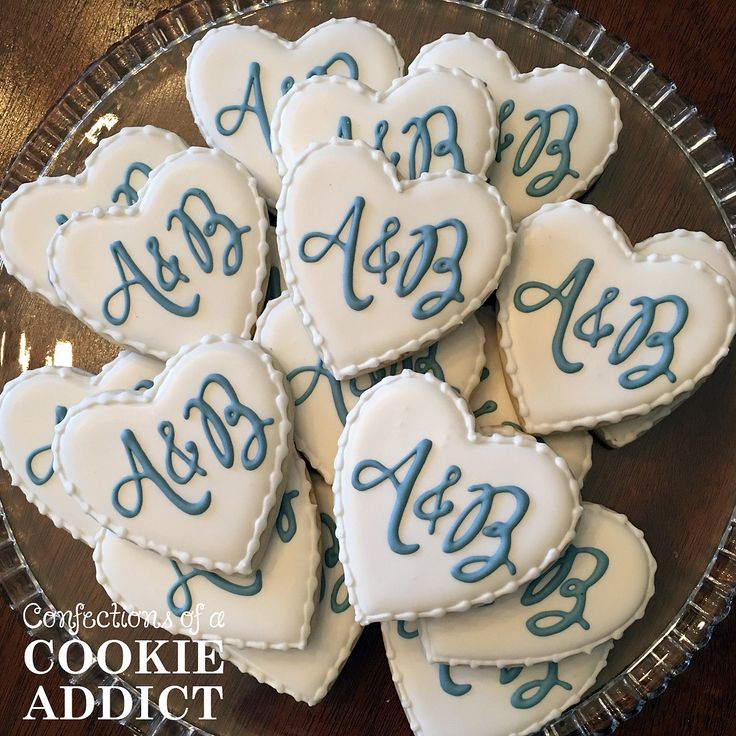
xmin=184 ymin=16 xmax=405 ymax=209
xmin=381 ymin=622 xmax=614 ymax=736
xmin=255 ymin=292 xmax=487 ymax=484
xmin=596 ymin=230 xmax=736 ymax=448
xmin=0 ymin=125 xmax=188 ymax=306
xmin=270 ymin=65 xmax=499 ymax=180
xmin=497 ymin=202 xmax=736 ymax=435
xmin=0 ymin=351 xmax=154 ymax=547
xmin=46 ymin=146 xmax=269 ymax=360
xmin=418 ymin=502 xmax=657 ymax=668
xmin=332 ymin=370 xmax=583 ymax=625
xmin=219 ymin=617 xmax=363 ymax=707
xmin=92 ymin=453 xmax=321 ymax=651
xmin=408 ymin=32 xmax=622 ymax=216
xmin=52 ymin=334 xmax=293 ymax=576
xmin=276 ymin=137 xmax=515 ymax=381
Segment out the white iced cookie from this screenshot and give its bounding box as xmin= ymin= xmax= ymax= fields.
xmin=272 ymin=67 xmax=497 ymax=181
xmin=53 ymin=336 xmax=291 ymax=575
xmin=0 ymin=352 xmax=163 ymax=546
xmin=382 ymin=621 xmax=612 ymax=736
xmin=0 ymin=126 xmax=187 ymax=306
xmin=597 ymin=230 xmax=736 ymax=448
xmin=94 ymin=455 xmax=319 ymax=649
xmin=497 ymin=202 xmax=736 ymax=434
xmin=419 ymin=503 xmax=655 ymax=667
xmin=334 ymin=371 xmax=582 ymax=624
xmin=49 ymin=147 xmax=269 ymax=360
xmin=186 ymin=18 xmax=404 ymax=206
xmin=471 ymin=307 xmax=593 ymax=485
xmin=277 ymin=139 xmax=514 ymax=380
xmin=410 ymin=33 xmax=621 ymax=225
xmin=255 ymin=294 xmax=485 ymax=483
xmin=221 ymin=473 xmax=362 ymax=705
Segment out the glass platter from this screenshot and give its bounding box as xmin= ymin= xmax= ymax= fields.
xmin=2 ymin=0 xmax=736 ymax=734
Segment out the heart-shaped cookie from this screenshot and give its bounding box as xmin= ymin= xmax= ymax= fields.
xmin=277 ymin=139 xmax=514 ymax=380
xmin=470 ymin=307 xmax=593 ymax=485
xmin=497 ymin=202 xmax=736 ymax=434
xmin=186 ymin=18 xmax=404 ymax=206
xmin=419 ymin=503 xmax=655 ymax=667
xmin=272 ymin=67 xmax=497 ymax=181
xmin=54 ymin=336 xmax=291 ymax=575
xmin=94 ymin=454 xmax=319 ymax=649
xmin=334 ymin=371 xmax=582 ymax=623
xmin=49 ymin=147 xmax=269 ymax=360
xmin=0 ymin=126 xmax=187 ymax=306
xmin=220 ymin=472 xmax=363 ymax=705
xmin=410 ymin=33 xmax=621 ymax=225
xmin=255 ymin=293 xmax=485 ymax=483
xmin=0 ymin=352 xmax=163 ymax=545
xmin=597 ymin=230 xmax=736 ymax=448
xmin=382 ymin=621 xmax=612 ymax=736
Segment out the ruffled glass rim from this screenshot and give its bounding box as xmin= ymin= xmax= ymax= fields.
xmin=1 ymin=1 xmax=735 ymax=734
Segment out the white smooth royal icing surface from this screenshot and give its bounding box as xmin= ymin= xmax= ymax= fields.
xmin=419 ymin=503 xmax=656 ymax=667
xmin=277 ymin=138 xmax=514 ymax=380
xmin=186 ymin=18 xmax=405 ymax=206
xmin=221 ymin=472 xmax=363 ymax=706
xmin=53 ymin=336 xmax=292 ymax=576
xmin=497 ymin=202 xmax=736 ymax=434
xmin=0 ymin=126 xmax=187 ymax=306
xmin=94 ymin=454 xmax=320 ymax=650
xmin=597 ymin=230 xmax=736 ymax=448
xmin=48 ymin=147 xmax=269 ymax=360
xmin=255 ymin=293 xmax=485 ymax=484
xmin=333 ymin=371 xmax=582 ymax=624
xmin=410 ymin=32 xmax=621 ymax=225
xmin=271 ymin=66 xmax=497 ymax=181
xmin=382 ymin=620 xmax=612 ymax=736
xmin=0 ymin=352 xmax=163 ymax=546
xmin=470 ymin=307 xmax=593 ymax=485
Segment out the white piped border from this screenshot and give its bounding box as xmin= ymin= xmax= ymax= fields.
xmin=52 ymin=334 xmax=292 ymax=576
xmin=332 ymin=370 xmax=583 ymax=625
xmin=276 ymin=137 xmax=515 ymax=381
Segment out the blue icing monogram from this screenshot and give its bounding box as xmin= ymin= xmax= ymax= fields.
xmin=513 ymin=258 xmax=689 ymax=390
xmin=319 ymin=512 xmax=350 ymax=614
xmin=215 ymin=53 xmax=360 ymax=149
xmin=521 ymin=543 xmax=609 ymax=637
xmin=438 ymin=664 xmax=472 ymax=697
xmin=335 ymin=105 xmax=468 ymax=179
xmin=111 ymin=162 xmax=153 ymax=206
xmin=166 ymin=559 xmax=263 ymax=617
xmin=25 ymin=404 xmax=68 ymax=486
xmin=102 ymin=187 xmax=251 ymax=326
xmin=111 ymin=373 xmax=273 ymax=519
xmin=397 ymin=620 xmax=419 ymax=639
xmin=472 ymin=366 xmax=499 ymax=420
xmin=276 ymin=489 xmax=299 ymax=543
xmin=299 ymin=196 xmax=467 ymax=320
xmin=352 ymin=439 xmax=529 ymax=584
xmin=496 ymin=99 xmax=580 ymax=197
xmin=499 ymin=663 xmax=573 ymax=709
xmin=287 ymin=344 xmax=445 ymax=427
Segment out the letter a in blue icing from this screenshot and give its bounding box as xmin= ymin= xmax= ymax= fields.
xmin=25 ymin=405 xmax=68 ymax=486
xmin=216 ymin=61 xmax=272 ymax=148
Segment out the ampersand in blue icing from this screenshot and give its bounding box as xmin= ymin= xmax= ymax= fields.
xmin=514 ymin=258 xmax=690 ymax=389
xmin=25 ymin=404 xmax=68 ymax=486
xmin=521 ymin=544 xmax=609 ymax=636
xmin=275 ymin=489 xmax=299 ymax=543
xmin=499 ymin=663 xmax=573 ymax=709
xmin=299 ymin=196 xmax=467 ymax=320
xmin=166 ymin=559 xmax=262 ymax=617
xmin=319 ymin=512 xmax=350 ymax=614
xmin=111 ymin=162 xmax=153 ymax=206
xmin=352 ymin=439 xmax=529 ymax=584
xmin=438 ymin=664 xmax=472 ymax=697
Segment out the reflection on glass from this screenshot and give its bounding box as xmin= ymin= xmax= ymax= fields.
xmin=51 ymin=340 xmax=73 ymax=367
xmin=0 ymin=331 xmax=6 ymax=367
xmin=84 ymin=113 xmax=119 ymax=145
xmin=18 ymin=332 xmax=30 ymax=372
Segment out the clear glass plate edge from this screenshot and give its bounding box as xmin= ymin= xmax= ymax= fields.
xmin=0 ymin=1 xmax=735 ymax=735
